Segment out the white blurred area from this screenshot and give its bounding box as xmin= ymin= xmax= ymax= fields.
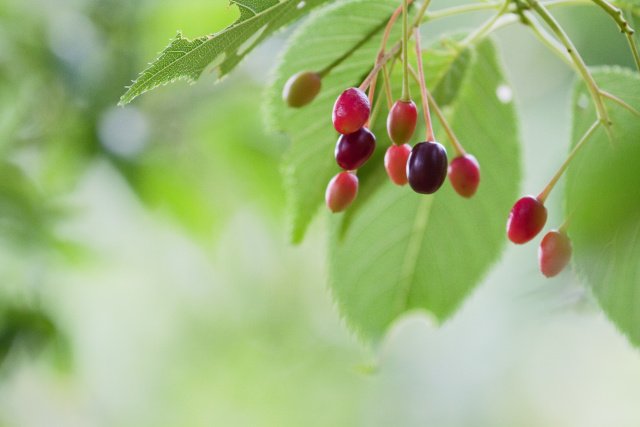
xmin=1 ymin=0 xmax=640 ymax=426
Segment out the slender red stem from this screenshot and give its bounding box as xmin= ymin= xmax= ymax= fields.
xmin=413 ymin=28 xmax=434 ymax=141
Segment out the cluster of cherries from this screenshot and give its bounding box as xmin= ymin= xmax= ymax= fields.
xmin=324 ymin=85 xmax=481 ymax=210
xmin=281 ymin=4 xmax=572 ymax=279
xmin=507 ymin=195 xmax=572 ymax=278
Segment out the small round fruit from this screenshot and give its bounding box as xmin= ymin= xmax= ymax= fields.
xmin=506 ymin=196 xmax=548 ymax=244
xmin=538 ymin=229 xmax=573 ymax=278
xmin=448 ymin=154 xmax=480 ymax=198
xmin=335 ymin=127 xmax=376 ymax=171
xmin=326 ymin=171 xmax=358 ymax=213
xmin=406 ymin=141 xmax=448 ymax=194
xmin=332 ymin=88 xmax=371 ymax=134
xmin=282 ymin=71 xmax=322 ymax=108
xmin=384 ymin=144 xmax=412 ymax=186
xmin=387 ymin=100 xmax=418 ymax=145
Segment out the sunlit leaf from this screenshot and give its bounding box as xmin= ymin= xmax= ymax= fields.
xmin=565 ymin=67 xmax=640 ymax=347
xmin=328 ymin=38 xmax=521 ymax=342
xmin=265 ymin=0 xmax=473 ymax=243
xmin=119 ymin=0 xmax=333 ymax=105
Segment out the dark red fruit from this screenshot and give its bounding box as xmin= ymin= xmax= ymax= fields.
xmin=538 ymin=229 xmax=572 ymax=278
xmin=325 ymin=171 xmax=358 ymax=213
xmin=282 ymin=71 xmax=322 ymax=108
xmin=448 ymin=154 xmax=480 ymax=198
xmin=387 ymin=100 xmax=418 ymax=145
xmin=332 ymin=88 xmax=370 ymax=134
xmin=506 ymin=196 xmax=548 ymax=244
xmin=406 ymin=141 xmax=448 ymax=194
xmin=384 ymin=144 xmax=412 ymax=186
xmin=335 ymin=127 xmax=376 ymax=171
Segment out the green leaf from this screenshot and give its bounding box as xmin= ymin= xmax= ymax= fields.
xmin=329 ymin=38 xmax=521 ymax=343
xmin=565 ymin=67 xmax=640 ymax=348
xmin=0 ymin=161 xmax=54 ymax=249
xmin=119 ymin=0 xmax=333 ymax=105
xmin=425 ymin=38 xmax=474 ymax=107
xmin=265 ymin=0 xmax=473 ymax=243
xmin=615 ymin=0 xmax=640 ymax=15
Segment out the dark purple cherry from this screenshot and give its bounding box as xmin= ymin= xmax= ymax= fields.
xmin=282 ymin=71 xmax=322 ymax=108
xmin=506 ymin=195 xmax=548 ymax=244
xmin=538 ymin=230 xmax=572 ymax=278
xmin=325 ymin=171 xmax=358 ymax=213
xmin=406 ymin=141 xmax=448 ymax=194
xmin=332 ymin=88 xmax=370 ymax=134
xmin=335 ymin=127 xmax=376 ymax=170
xmin=387 ymin=100 xmax=418 ymax=145
xmin=448 ymin=154 xmax=480 ymax=198
xmin=384 ymin=144 xmax=412 ymax=186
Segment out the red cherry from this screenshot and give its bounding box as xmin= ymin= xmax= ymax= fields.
xmin=332 ymin=88 xmax=370 ymax=134
xmin=448 ymin=154 xmax=480 ymax=198
xmin=325 ymin=171 xmax=358 ymax=213
xmin=384 ymin=144 xmax=412 ymax=186
xmin=387 ymin=100 xmax=418 ymax=145
xmin=538 ymin=230 xmax=572 ymax=278
xmin=506 ymin=196 xmax=548 ymax=244
xmin=282 ymin=71 xmax=322 ymax=108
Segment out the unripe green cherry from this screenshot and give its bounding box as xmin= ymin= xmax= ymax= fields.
xmin=282 ymin=71 xmax=322 ymax=108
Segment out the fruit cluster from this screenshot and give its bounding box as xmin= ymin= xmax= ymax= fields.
xmin=506 ymin=194 xmax=573 ymax=278
xmin=283 ymin=24 xmax=481 ymax=216
xmin=282 ymin=0 xmax=572 ymax=278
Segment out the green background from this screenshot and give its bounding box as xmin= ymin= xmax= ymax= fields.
xmin=0 ymin=0 xmax=639 ymax=426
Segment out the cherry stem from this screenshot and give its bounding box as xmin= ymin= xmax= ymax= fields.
xmin=601 ymin=91 xmax=640 ymax=117
xmin=557 ymin=212 xmax=573 ymax=234
xmin=365 ymin=67 xmax=378 ymax=129
xmin=407 ymin=64 xmax=465 ymax=156
xmin=460 ymin=0 xmax=512 ymax=47
xmin=537 ymin=119 xmax=600 ymax=204
xmin=380 ymin=0 xmax=413 ymax=54
xmin=526 ymin=0 xmax=615 ymax=145
xmin=520 ymin=10 xmax=575 ymax=69
xmin=360 ymin=0 xmax=432 ymax=94
xmin=382 ymin=62 xmax=394 ymax=110
xmin=368 ymin=79 xmax=389 ymax=130
xmin=591 ymin=0 xmax=640 ymax=71
xmin=413 ymin=28 xmax=435 ymax=142
xmin=401 ymin=0 xmax=411 ymax=102
xmin=359 ymin=42 xmax=401 ymax=92
xmin=409 ymin=0 xmax=434 ymax=33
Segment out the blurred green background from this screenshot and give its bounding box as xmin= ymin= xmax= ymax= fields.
xmin=1 ymin=0 xmax=640 ymax=426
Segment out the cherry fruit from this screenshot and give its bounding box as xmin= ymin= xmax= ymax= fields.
xmin=325 ymin=171 xmax=358 ymax=213
xmin=387 ymin=100 xmax=418 ymax=145
xmin=384 ymin=144 xmax=411 ymax=186
xmin=538 ymin=229 xmax=572 ymax=278
xmin=335 ymin=127 xmax=376 ymax=171
xmin=406 ymin=141 xmax=448 ymax=194
xmin=448 ymin=154 xmax=480 ymax=198
xmin=506 ymin=196 xmax=548 ymax=244
xmin=282 ymin=71 xmax=322 ymax=108
xmin=332 ymin=88 xmax=371 ymax=134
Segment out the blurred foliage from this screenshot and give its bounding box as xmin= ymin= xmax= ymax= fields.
xmin=0 ymin=0 xmax=640 ymax=426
